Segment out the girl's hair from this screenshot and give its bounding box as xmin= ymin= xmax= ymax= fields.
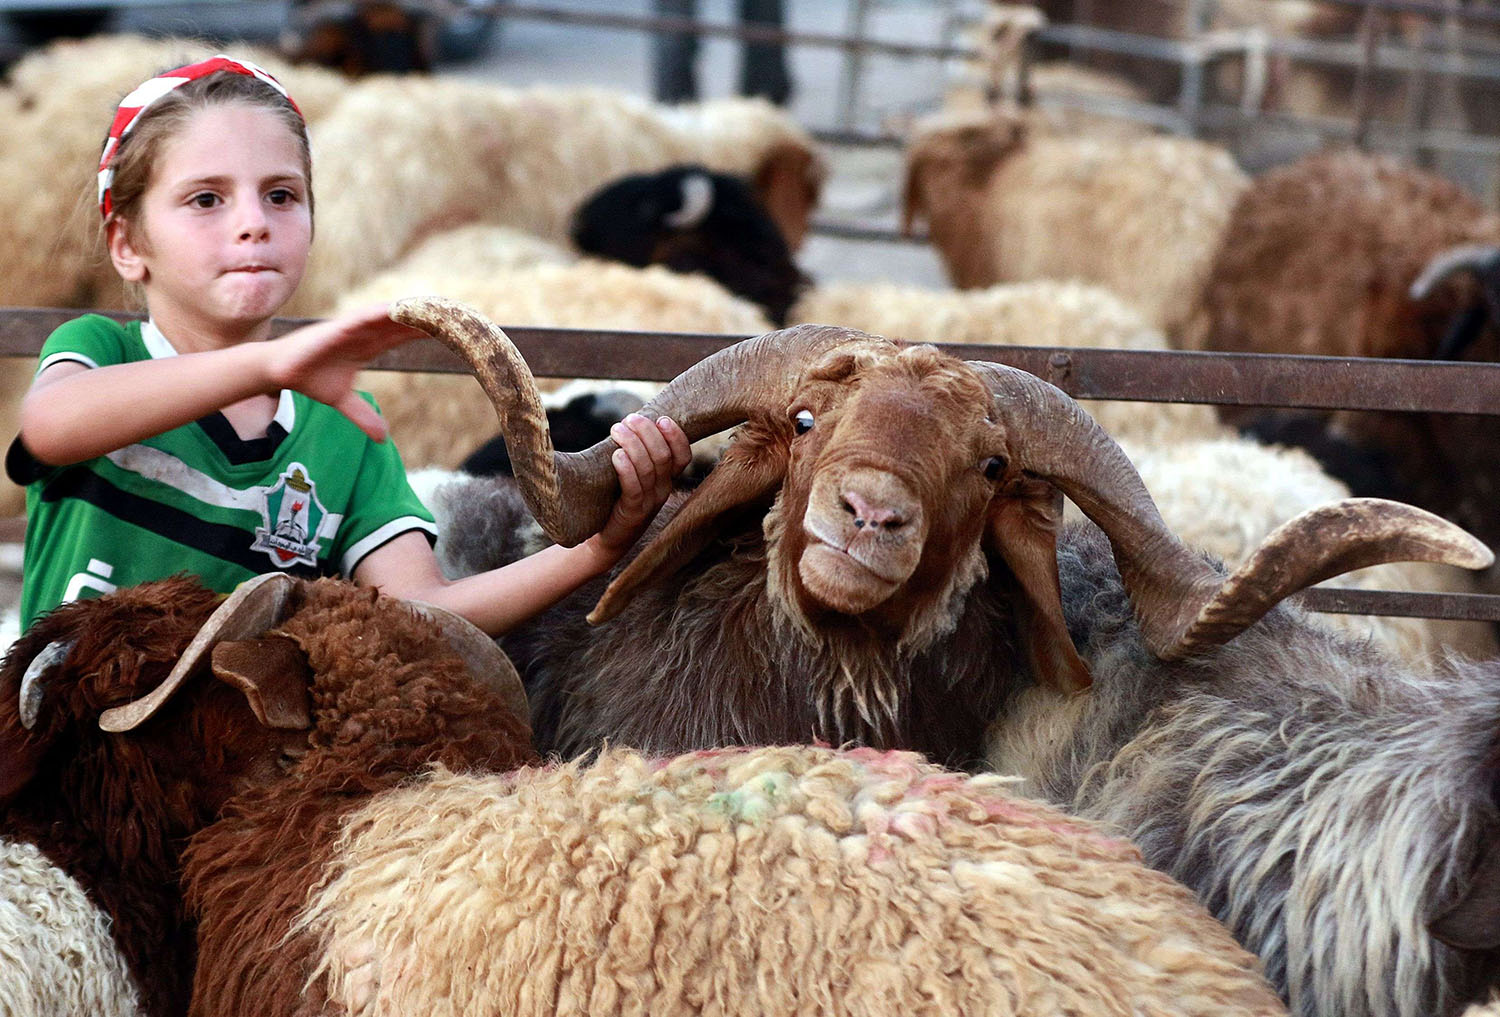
xmin=101 ymin=69 xmax=313 ymax=247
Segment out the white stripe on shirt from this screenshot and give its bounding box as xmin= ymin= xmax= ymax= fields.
xmin=341 ymin=516 xmax=438 ymax=576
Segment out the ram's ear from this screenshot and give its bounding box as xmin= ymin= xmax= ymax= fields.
xmin=752 ymin=141 xmax=823 ymax=251
xmin=984 ymin=476 xmax=1092 ymax=695
xmin=1430 ymin=838 xmax=1500 ymax=950
xmin=210 ymin=637 xmax=313 ymax=731
xmin=590 ymin=425 xmax=789 ymax=624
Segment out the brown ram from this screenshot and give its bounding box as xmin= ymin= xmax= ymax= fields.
xmin=395 ymin=296 xmax=1489 ymax=767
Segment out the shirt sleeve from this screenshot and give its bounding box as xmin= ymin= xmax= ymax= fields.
xmin=6 ymin=315 xmax=131 ymax=485
xmin=332 ymin=392 xmax=439 ymax=576
xmin=34 ymin=314 xmax=132 ymax=374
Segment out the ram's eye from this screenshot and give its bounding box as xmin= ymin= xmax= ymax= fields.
xmin=793 ymin=410 xmax=815 ymax=434
xmin=982 ymin=455 xmax=1006 ymax=480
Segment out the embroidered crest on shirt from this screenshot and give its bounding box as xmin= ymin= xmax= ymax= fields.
xmin=252 ymin=464 xmax=327 ymax=568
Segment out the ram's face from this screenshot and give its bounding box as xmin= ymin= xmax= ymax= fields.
xmin=776 ymin=346 xmax=1002 ymax=628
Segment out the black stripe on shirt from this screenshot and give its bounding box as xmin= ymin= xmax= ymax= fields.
xmin=195 ymin=411 xmax=289 ymax=465
xmin=39 ymin=467 xmax=334 ymax=579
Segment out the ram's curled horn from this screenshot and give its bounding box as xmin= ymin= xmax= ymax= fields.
xmin=99 ymin=573 xmax=296 ymax=732
xmin=391 ymin=296 xmax=874 ymax=546
xmin=967 ymin=362 xmax=1495 ymax=661
xmin=1410 ymin=243 xmax=1500 ymax=301
xmin=18 ymin=639 xmax=74 ymax=731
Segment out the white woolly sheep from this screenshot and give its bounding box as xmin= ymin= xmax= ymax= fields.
xmin=287 ymin=78 xmax=822 ymax=316
xmin=901 ymin=108 xmax=1248 ymax=338
xmin=0 ymin=33 xmax=347 ymax=313
xmin=0 ymin=836 xmax=140 ymax=1017
xmin=295 ymin=746 xmax=1286 ymax=1017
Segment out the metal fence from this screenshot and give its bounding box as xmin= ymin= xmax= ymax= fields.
xmin=475 ymin=1 xmax=1500 ymax=209
xmin=4 ymin=305 xmax=1498 ymax=624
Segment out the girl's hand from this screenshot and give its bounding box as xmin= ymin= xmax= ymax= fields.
xmin=265 ymin=303 xmax=427 ymax=441
xmin=593 ymin=413 xmax=693 ymax=554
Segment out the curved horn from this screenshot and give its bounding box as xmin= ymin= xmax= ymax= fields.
xmin=18 ymin=639 xmax=74 ymax=730
xmin=969 ymin=362 xmax=1494 ymax=660
xmin=664 ymin=171 xmax=714 ymax=229
xmin=405 ymin=600 xmax=529 ymax=725
xmin=1168 ymin=499 xmax=1492 ymax=657
xmin=1410 ymin=243 xmax=1500 ymax=301
xmin=99 ymin=573 xmax=296 ymax=732
xmin=391 ymin=296 xmax=875 ymax=545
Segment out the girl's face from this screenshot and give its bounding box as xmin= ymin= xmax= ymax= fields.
xmin=110 ymin=103 xmax=312 ymax=343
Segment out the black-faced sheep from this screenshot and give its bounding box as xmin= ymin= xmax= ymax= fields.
xmin=393 ymin=297 xmax=1489 ymax=769
xmin=570 ymin=164 xmax=811 ymax=327
xmin=3 ymin=576 xmax=1288 ymax=1017
xmin=1179 ymin=148 xmax=1500 ymax=590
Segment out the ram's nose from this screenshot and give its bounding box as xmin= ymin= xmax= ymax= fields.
xmin=839 ymin=470 xmax=921 ymax=539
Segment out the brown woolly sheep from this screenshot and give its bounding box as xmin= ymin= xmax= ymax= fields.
xmin=0 ymin=574 xmax=531 ymax=1017
xmin=1179 ymin=148 xmax=1500 ymax=589
xmin=901 ymin=108 xmax=1248 ymax=337
xmin=4 ymin=577 xmax=1289 ymax=1017
xmin=394 ymin=297 xmax=1489 ymax=769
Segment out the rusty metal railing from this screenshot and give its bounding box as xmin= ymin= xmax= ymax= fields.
xmin=4 ymin=305 xmax=1498 ymax=624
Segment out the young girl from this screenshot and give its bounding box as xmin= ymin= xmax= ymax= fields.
xmin=7 ymin=55 xmax=690 ymax=635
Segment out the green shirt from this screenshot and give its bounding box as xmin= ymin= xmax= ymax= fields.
xmin=8 ymin=315 xmax=436 ymax=631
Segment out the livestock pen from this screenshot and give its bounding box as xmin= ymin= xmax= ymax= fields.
xmin=2 ymin=303 xmax=1498 ymax=636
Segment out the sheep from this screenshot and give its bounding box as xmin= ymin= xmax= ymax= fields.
xmin=786 ymin=279 xmax=1495 ymax=662
xmin=901 ymin=107 xmax=1248 ymax=337
xmin=291 ymin=746 xmax=1285 ymax=1017
xmin=1178 ymin=148 xmax=1500 ymax=590
xmin=393 ymin=297 xmax=1489 ymax=770
xmin=983 ymin=516 xmax=1500 ymax=1017
xmin=334 ymin=241 xmax=771 ymax=471
xmin=0 ymin=33 xmax=347 ymax=313
xmin=571 ymin=164 xmax=811 ymax=326
xmin=286 ymin=77 xmax=823 ymax=316
xmin=0 ymin=836 xmax=141 ymax=1017
xmin=5 ymin=575 xmax=1288 ymax=1017
xmin=1 ymin=572 xmax=532 ymax=1017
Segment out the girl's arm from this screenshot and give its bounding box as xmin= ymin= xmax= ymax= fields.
xmin=353 ymin=413 xmax=693 ymax=636
xmin=19 ymin=305 xmax=423 ymax=465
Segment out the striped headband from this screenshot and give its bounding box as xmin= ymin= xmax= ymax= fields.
xmin=97 ymin=55 xmax=303 ymax=219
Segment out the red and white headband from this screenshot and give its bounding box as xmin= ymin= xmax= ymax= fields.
xmin=97 ymin=55 xmax=303 ymax=219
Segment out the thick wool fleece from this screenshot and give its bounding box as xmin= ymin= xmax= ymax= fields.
xmin=0 ymin=837 xmax=141 ymax=1017
xmin=182 ymin=578 xmax=537 ymax=1017
xmin=299 ymin=745 xmax=1286 ymax=1017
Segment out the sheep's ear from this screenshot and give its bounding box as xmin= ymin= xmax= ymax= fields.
xmin=210 ymin=637 xmax=313 ymax=731
xmin=752 ymin=141 xmax=822 ymax=250
xmin=984 ymin=476 xmax=1092 ymax=695
xmin=589 ymin=427 xmax=789 ymax=625
xmin=1430 ymin=838 xmax=1500 ymax=950
xmin=899 ymin=151 xmax=927 ymax=236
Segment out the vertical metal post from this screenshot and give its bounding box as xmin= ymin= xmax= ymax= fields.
xmin=1176 ymin=0 xmax=1214 ymax=136
xmin=1352 ymin=3 xmax=1386 ymax=150
xmin=836 ymin=0 xmax=875 ymax=132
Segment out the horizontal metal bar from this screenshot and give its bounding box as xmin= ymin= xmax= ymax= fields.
xmin=809 ymin=219 xmax=929 ymax=245
xmin=1296 ymin=587 xmax=1500 ymax=623
xmin=482 ymin=1 xmax=971 ymax=61
xmin=1313 ymin=0 xmax=1500 ymax=31
xmin=5 ymin=308 xmax=1500 ymax=415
